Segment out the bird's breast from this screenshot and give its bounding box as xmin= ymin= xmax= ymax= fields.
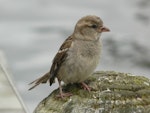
xmin=58 ymin=40 xmax=102 ymax=84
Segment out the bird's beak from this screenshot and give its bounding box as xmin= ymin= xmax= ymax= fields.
xmin=98 ymin=26 xmax=110 ymax=32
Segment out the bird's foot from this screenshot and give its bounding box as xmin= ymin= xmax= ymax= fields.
xmin=81 ymin=82 xmax=91 ymax=92
xmin=56 ymin=92 xmax=73 ymax=99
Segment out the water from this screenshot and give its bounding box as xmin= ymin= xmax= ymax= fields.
xmin=0 ymin=0 xmax=150 ymax=112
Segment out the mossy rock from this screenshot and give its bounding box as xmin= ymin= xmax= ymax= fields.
xmin=34 ymin=71 xmax=150 ymax=113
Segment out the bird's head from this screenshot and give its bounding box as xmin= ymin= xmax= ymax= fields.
xmin=73 ymin=15 xmax=110 ymax=41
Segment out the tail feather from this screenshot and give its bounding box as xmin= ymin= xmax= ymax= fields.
xmin=28 ymin=72 xmax=50 ymax=90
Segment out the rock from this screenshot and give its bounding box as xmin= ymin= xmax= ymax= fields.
xmin=34 ymin=71 xmax=150 ymax=113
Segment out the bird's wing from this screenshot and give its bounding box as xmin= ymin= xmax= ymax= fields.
xmin=28 ymin=36 xmax=73 ymax=90
xmin=49 ymin=36 xmax=73 ymax=85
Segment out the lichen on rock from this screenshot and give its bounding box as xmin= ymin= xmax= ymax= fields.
xmin=34 ymin=71 xmax=150 ymax=113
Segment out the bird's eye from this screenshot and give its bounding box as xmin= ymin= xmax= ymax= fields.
xmin=91 ymin=24 xmax=98 ymax=29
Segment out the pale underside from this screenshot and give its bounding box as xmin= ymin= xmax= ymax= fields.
xmin=57 ymin=39 xmax=101 ymax=84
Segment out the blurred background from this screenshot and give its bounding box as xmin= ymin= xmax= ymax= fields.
xmin=0 ymin=0 xmax=150 ymax=112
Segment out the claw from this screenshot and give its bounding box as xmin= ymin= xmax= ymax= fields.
xmin=57 ymin=78 xmax=73 ymax=99
xmin=81 ymin=82 xmax=91 ymax=92
xmin=56 ymin=92 xmax=73 ymax=99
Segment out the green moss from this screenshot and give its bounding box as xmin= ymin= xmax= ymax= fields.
xmin=34 ymin=71 xmax=150 ymax=113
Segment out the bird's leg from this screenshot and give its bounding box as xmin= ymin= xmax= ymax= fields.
xmin=56 ymin=79 xmax=72 ymax=98
xmin=81 ymin=82 xmax=91 ymax=92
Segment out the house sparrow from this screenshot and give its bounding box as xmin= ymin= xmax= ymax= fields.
xmin=29 ymin=15 xmax=110 ymax=98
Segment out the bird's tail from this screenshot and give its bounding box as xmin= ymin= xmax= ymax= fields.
xmin=28 ymin=72 xmax=50 ymax=90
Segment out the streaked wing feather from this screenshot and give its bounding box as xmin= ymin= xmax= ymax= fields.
xmin=49 ymin=36 xmax=73 ymax=85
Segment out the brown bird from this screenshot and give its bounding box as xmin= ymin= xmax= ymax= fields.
xmin=29 ymin=15 xmax=110 ymax=98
